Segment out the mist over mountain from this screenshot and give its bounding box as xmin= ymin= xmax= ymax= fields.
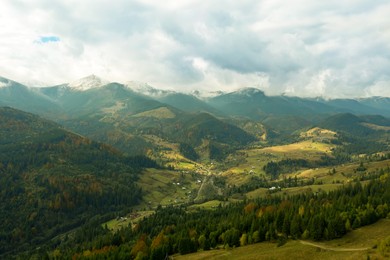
xmin=1 ymin=75 xmax=390 ymax=119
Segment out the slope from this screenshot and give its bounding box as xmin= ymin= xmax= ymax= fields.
xmin=0 ymin=107 xmax=156 ymax=257
xmin=0 ymin=76 xmax=60 ymax=116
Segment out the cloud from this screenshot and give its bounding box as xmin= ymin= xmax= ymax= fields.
xmin=0 ymin=0 xmax=389 ymax=97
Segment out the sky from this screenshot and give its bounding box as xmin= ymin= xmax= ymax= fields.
xmin=0 ymin=0 xmax=389 ymax=98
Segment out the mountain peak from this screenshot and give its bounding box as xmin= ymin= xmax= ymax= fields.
xmin=125 ymin=81 xmax=175 ymax=97
xmin=235 ymin=87 xmax=265 ymax=96
xmin=68 ymin=75 xmax=109 ymax=91
xmin=0 ymin=79 xmax=11 ymax=89
xmin=0 ymin=76 xmax=27 ymax=90
xmin=191 ymin=90 xmax=226 ymax=99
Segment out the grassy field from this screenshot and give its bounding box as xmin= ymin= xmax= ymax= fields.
xmin=292 ymin=159 xmax=390 ymax=184
xmin=221 ymin=140 xmax=336 ymax=185
xmin=246 ymin=183 xmax=344 ymax=199
xmin=103 ymin=211 xmax=154 ymax=232
xmin=187 ymin=200 xmax=229 ymax=211
xmin=245 ymin=159 xmax=390 ymax=199
xmin=136 ymin=168 xmax=202 ymax=209
xmin=132 ymin=107 xmax=176 ymax=119
xmin=173 ymin=219 xmax=390 ymax=260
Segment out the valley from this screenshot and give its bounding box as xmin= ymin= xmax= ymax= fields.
xmin=0 ymin=75 xmax=390 ymax=259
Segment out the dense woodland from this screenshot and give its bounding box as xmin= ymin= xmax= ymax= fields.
xmin=0 ymin=108 xmax=158 ymax=257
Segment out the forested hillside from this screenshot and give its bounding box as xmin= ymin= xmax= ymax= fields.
xmin=35 ymin=167 xmax=390 ymax=259
xmin=0 ymin=107 xmax=157 ymax=257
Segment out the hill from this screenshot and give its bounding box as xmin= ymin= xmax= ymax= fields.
xmin=318 ymin=113 xmax=390 ymax=154
xmin=0 ymin=107 xmax=156 ymax=257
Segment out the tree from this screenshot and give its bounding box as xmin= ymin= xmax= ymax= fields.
xmin=198 ymin=235 xmax=207 ymax=250
xmin=178 ymin=237 xmax=196 ymax=255
xmin=252 ymin=231 xmax=260 ymax=243
xmin=240 ymin=233 xmax=248 ymax=247
xmin=282 ymin=215 xmax=291 ymax=236
xmin=290 ymin=215 xmax=301 ymax=239
xmin=222 ymin=228 xmax=240 ymax=247
xmin=130 ymin=235 xmax=148 ymax=258
xmin=310 ymin=215 xmax=325 ymax=241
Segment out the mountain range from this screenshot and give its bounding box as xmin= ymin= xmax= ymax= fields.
xmin=1 ymin=75 xmax=390 ymax=117
xmin=1 ymin=75 xmax=389 ymax=159
xmin=1 ymin=75 xmax=390 ymax=258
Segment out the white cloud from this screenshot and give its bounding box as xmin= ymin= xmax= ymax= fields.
xmin=0 ymin=0 xmax=389 ymax=97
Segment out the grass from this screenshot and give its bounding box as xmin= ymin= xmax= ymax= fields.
xmin=103 ymin=211 xmax=154 ymax=233
xmin=188 ymin=200 xmax=228 ymax=211
xmin=260 ymin=140 xmax=334 ymax=155
xmin=246 ymin=184 xmax=344 ymax=199
xmin=136 ymin=168 xmax=202 ymax=209
xmin=172 ymin=241 xmax=368 ymax=260
xmin=173 ymin=219 xmax=390 ymax=260
xmin=245 ymin=159 xmax=390 ymax=200
xmin=291 ymin=159 xmax=390 ymax=184
xmin=324 ymin=218 xmax=390 ymax=249
xmin=221 ymin=140 xmax=335 ymax=186
xmin=132 ymin=107 xmax=176 ymax=119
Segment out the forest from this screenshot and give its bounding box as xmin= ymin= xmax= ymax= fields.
xmin=20 ymin=166 xmax=390 ymax=259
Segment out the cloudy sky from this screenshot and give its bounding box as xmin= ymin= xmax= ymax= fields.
xmin=0 ymin=0 xmax=389 ymax=97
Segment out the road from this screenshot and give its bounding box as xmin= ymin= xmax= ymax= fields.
xmin=299 ymin=240 xmax=370 ymax=252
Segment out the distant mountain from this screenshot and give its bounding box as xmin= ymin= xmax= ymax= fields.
xmin=3 ymin=75 xmax=390 ymax=119
xmin=67 ymin=74 xmax=109 ymax=91
xmin=2 ymin=75 xmax=390 ymax=158
xmin=156 ymin=92 xmax=223 ymax=114
xmin=0 ymin=76 xmax=60 ymax=116
xmin=39 ymin=81 xmax=164 ymax=118
xmin=206 ymin=88 xmax=337 ymax=120
xmin=358 ymin=97 xmax=390 ymax=115
xmin=36 ymin=77 xmax=254 ymax=158
xmin=319 ymin=98 xmax=385 ymax=115
xmin=125 ymin=81 xmax=174 ymax=98
xmin=123 ymin=82 xmax=223 ymax=114
xmin=0 ymin=107 xmax=156 ymax=256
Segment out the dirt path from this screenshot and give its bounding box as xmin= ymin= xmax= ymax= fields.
xmin=299 ymin=240 xmax=370 ymax=252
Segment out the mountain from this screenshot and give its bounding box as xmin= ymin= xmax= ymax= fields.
xmin=318 ymin=113 xmax=390 ymax=154
xmin=67 ymin=74 xmax=110 ymax=91
xmin=168 ymin=112 xmax=255 ymax=146
xmin=319 ymin=113 xmax=374 ymax=136
xmin=2 ymin=75 xmax=390 ymax=158
xmin=0 ymin=76 xmax=60 ymax=116
xmin=39 ymin=76 xmax=164 ymax=117
xmin=156 ymin=93 xmax=223 ymax=114
xmin=0 ymin=107 xmax=157 ymax=256
xmin=124 ymin=82 xmax=222 ymax=114
xmin=358 ymin=97 xmax=390 ymax=115
xmin=37 ymin=77 xmax=253 ymax=158
xmin=206 ymin=87 xmax=390 ymax=120
xmin=3 ymin=75 xmax=390 ymax=119
xmin=124 ymin=81 xmax=175 ymax=98
xmin=206 ymin=88 xmax=336 ymax=120
xmin=319 ymin=98 xmax=385 ymax=115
